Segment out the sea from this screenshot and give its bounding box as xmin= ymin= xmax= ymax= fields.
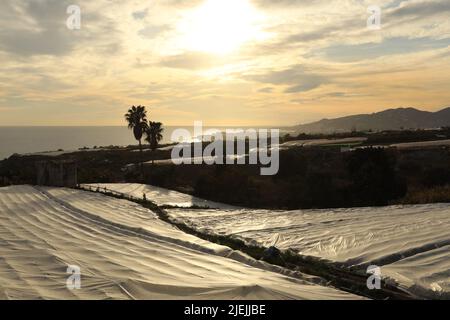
xmin=0 ymin=126 xmax=292 ymax=160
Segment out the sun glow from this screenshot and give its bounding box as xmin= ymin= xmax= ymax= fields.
xmin=176 ymin=0 xmax=267 ymax=55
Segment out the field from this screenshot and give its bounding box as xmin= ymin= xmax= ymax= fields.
xmin=0 ymin=185 xmax=360 ymax=300
xmin=166 ymin=205 xmax=450 ymax=299
xmin=90 ymin=183 xmax=449 ymax=299
xmin=82 ymin=183 xmax=238 ymax=209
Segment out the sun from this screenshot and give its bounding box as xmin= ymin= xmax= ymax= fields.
xmin=176 ymin=0 xmax=267 ymax=55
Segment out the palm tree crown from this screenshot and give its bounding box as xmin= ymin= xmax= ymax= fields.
xmin=125 ymin=105 xmax=148 ymax=178
xmin=124 ymin=105 xmax=148 ymax=141
xmin=145 ymin=122 xmax=164 ymax=151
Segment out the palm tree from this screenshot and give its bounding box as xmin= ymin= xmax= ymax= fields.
xmin=145 ymin=121 xmax=164 ymax=164
xmin=124 ymin=105 xmax=148 ymax=176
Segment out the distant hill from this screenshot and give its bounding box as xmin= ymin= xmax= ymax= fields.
xmin=293 ymin=107 xmax=450 ymax=133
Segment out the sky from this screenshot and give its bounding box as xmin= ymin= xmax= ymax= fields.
xmin=0 ymin=0 xmax=449 ymax=126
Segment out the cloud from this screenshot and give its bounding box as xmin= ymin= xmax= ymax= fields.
xmin=163 ymin=0 xmax=204 ymax=8
xmin=245 ymin=65 xmax=326 ymax=93
xmin=0 ymin=0 xmax=75 ymax=56
xmin=1 ymin=0 xmax=450 ymax=126
xmin=160 ymin=52 xmax=225 ymax=70
xmin=0 ymin=29 xmax=74 ymax=56
xmin=284 ymin=78 xmax=324 ymax=93
xmin=252 ymin=0 xmax=324 ymax=8
xmin=258 ymin=87 xmax=273 ymax=93
xmin=388 ymin=0 xmax=450 ymax=18
xmin=285 ymin=25 xmax=337 ymax=43
xmin=319 ymin=37 xmax=450 ymax=62
xmin=132 ymin=9 xmax=148 ymax=20
xmin=138 ymin=25 xmax=172 ymax=39
xmin=0 ymin=0 xmax=122 ymax=57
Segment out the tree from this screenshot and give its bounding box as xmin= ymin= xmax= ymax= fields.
xmin=124 ymin=105 xmax=148 ymax=177
xmin=347 ymin=148 xmax=406 ymax=206
xmin=145 ymin=121 xmax=164 ymax=164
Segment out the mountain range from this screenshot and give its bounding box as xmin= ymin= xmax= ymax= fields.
xmin=293 ymin=107 xmax=450 ymax=133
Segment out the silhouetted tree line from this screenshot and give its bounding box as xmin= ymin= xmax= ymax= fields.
xmin=1 ymin=145 xmax=449 ymax=209
xmin=142 ymin=146 xmax=447 ymax=209
xmin=282 ymin=127 xmax=450 ymax=145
